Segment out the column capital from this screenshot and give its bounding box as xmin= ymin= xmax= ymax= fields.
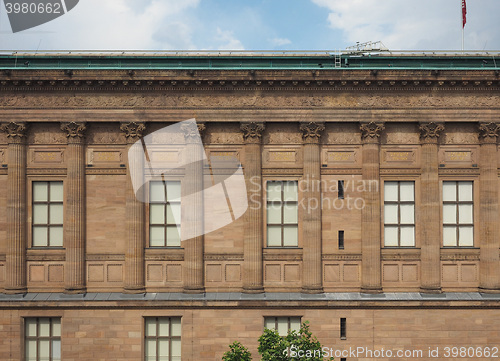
xmin=181 ymin=121 xmax=205 ymax=143
xmin=120 ymin=122 xmax=146 ymax=143
xmin=240 ymin=122 xmax=265 ymax=144
xmin=61 ymin=122 xmax=87 ymax=143
xmin=419 ymin=122 xmax=444 ymax=143
xmin=360 ymin=122 xmax=384 ymax=143
xmin=300 ymin=122 xmax=325 ymax=144
xmin=479 ymin=122 xmax=500 ymax=144
xmin=0 ymin=122 xmax=27 ymax=143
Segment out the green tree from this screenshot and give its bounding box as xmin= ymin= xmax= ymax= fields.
xmin=222 ymin=341 xmax=252 ymax=361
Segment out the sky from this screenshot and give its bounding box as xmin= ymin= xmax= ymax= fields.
xmin=0 ymin=0 xmax=499 ymax=52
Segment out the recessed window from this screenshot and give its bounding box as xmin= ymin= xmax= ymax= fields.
xmin=384 ymin=181 xmax=415 ymax=247
xmin=149 ymin=181 xmax=181 ymax=247
xmin=264 ymin=316 xmax=301 ymax=336
xmin=144 ymin=317 xmax=181 ymax=361
xmin=338 ymin=180 xmax=344 ymax=199
xmin=25 ymin=318 xmax=61 ymax=361
xmin=266 ymin=181 xmax=298 ymax=247
xmin=340 ymin=318 xmax=346 ymax=339
xmin=32 ymin=182 xmax=63 ymax=247
xmin=338 ymin=230 xmax=345 ymax=250
xmin=443 ymin=181 xmax=473 ymax=247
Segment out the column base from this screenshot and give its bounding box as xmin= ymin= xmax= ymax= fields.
xmin=123 ymin=286 xmax=146 ymax=294
xmin=419 ymin=286 xmax=442 ymax=294
xmin=64 ymin=287 xmax=87 ymax=295
xmin=360 ymin=286 xmax=383 ymax=294
xmin=242 ymin=286 xmax=265 ymax=294
xmin=183 ymin=286 xmax=205 ymax=294
xmin=301 ymin=285 xmax=324 ymax=294
xmin=4 ymin=286 xmax=27 ymax=295
xmin=479 ymin=287 xmax=500 ymax=294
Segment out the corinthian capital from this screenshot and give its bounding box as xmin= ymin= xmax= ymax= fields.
xmin=61 ymin=122 xmax=87 ymax=139
xmin=419 ymin=122 xmax=444 ymax=143
xmin=300 ymin=122 xmax=325 ymax=144
xmin=120 ymin=122 xmax=146 ymax=143
xmin=479 ymin=122 xmax=500 ymax=143
xmin=240 ymin=122 xmax=265 ymax=144
xmin=360 ymin=122 xmax=384 ymax=143
xmin=181 ymin=121 xmax=205 ymax=143
xmin=0 ymin=122 xmax=27 ymax=141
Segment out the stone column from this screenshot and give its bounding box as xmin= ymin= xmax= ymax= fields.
xmin=120 ymin=122 xmax=146 ymax=294
xmin=1 ymin=122 xmax=27 ymax=294
xmin=61 ymin=122 xmax=87 ymax=294
xmin=300 ymin=122 xmax=325 ymax=294
xmin=240 ymin=122 xmax=265 ymax=293
xmin=479 ymin=123 xmax=500 ymax=293
xmin=182 ymin=122 xmax=206 ymax=294
xmin=360 ymin=122 xmax=384 ymax=294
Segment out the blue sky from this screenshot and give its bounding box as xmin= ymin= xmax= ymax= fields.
xmin=0 ymin=0 xmax=499 ymax=51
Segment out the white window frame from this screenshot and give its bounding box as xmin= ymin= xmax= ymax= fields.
xmin=264 ymin=316 xmax=301 ymax=336
xmin=24 ymin=317 xmax=61 ymax=361
xmin=383 ymin=181 xmax=416 ymax=247
xmin=266 ymin=180 xmax=299 ymax=248
xmin=144 ymin=317 xmax=182 ymax=361
xmin=148 ymin=181 xmax=181 ymax=248
xmin=31 ymin=181 xmax=64 ymax=248
xmin=442 ymin=181 xmax=474 ymax=247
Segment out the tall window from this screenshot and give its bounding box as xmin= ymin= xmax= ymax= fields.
xmin=144 ymin=317 xmax=181 ymax=361
xmin=443 ymin=181 xmax=473 ymax=247
xmin=149 ymin=181 xmax=181 ymax=247
xmin=266 ymin=181 xmax=298 ymax=247
xmin=25 ymin=318 xmax=61 ymax=361
xmin=264 ymin=317 xmax=301 ymax=336
xmin=384 ymin=181 xmax=415 ymax=247
xmin=32 ymin=182 xmax=63 ymax=247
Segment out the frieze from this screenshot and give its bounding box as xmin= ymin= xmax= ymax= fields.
xmin=85 ymin=168 xmax=127 ymax=175
xmin=204 ymin=254 xmax=244 ymax=261
xmin=321 ymin=169 xmax=362 ymax=175
xmin=263 ymin=254 xmax=303 ymax=261
xmin=86 ymin=254 xmax=125 ymax=261
xmin=262 ymin=168 xmax=302 ymax=175
xmin=263 ymin=123 xmax=301 ymax=144
xmin=440 ymin=254 xmax=480 ymax=261
xmin=322 ymin=254 xmax=362 ymax=261
xmin=29 ymin=123 xmax=67 ymax=144
xmin=206 ymin=123 xmax=243 ymax=144
xmin=144 ymin=254 xmax=184 ymax=261
xmin=87 ymin=124 xmax=126 ymax=144
xmin=27 ymin=168 xmax=67 ymax=175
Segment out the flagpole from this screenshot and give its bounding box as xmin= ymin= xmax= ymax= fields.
xmin=462 ymin=24 xmax=464 ymax=52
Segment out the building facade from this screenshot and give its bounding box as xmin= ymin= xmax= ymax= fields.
xmin=0 ymin=53 xmax=500 ymax=360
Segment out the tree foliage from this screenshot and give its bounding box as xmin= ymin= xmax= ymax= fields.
xmin=222 ymin=341 xmax=252 ymax=361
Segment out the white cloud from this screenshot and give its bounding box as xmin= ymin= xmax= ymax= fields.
xmin=269 ymin=37 xmax=292 ymax=46
xmin=311 ymin=0 xmax=500 ymax=50
xmin=214 ymin=28 xmax=244 ymax=50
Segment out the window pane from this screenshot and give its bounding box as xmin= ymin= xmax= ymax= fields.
xmin=33 ymin=182 xmax=48 ymax=202
xmin=171 ymin=317 xmax=181 ymax=337
xmin=52 ymin=319 xmax=61 ymax=337
xmin=384 ymin=226 xmax=398 ymax=247
xmin=264 ymin=317 xmax=275 ymax=330
xmin=267 ymin=226 xmax=282 ymax=247
xmin=277 ymin=317 xmax=288 ymax=336
xmin=39 ymin=318 xmax=50 ymax=336
xmin=33 ymin=227 xmax=48 ymax=247
xmin=443 ymin=226 xmax=457 ymax=247
xmin=443 ymin=204 xmax=457 ymax=224
xmin=150 ymin=226 xmax=165 ymax=247
xmin=158 ymin=339 xmax=169 ymax=360
xmin=145 ymin=340 xmax=157 ymax=360
xmin=26 ymin=319 xmax=37 ymax=337
xmin=384 ymin=205 xmax=398 ymax=224
xmin=290 ymin=317 xmax=301 ymax=332
xmin=50 ymin=227 xmax=63 ymax=247
xmin=50 ymin=204 xmax=64 ymax=224
xmin=52 ymin=340 xmax=61 ymax=361
xmin=384 ymin=182 xmax=398 ymax=201
xmin=150 ymin=204 xmax=165 ymax=224
xmin=166 ymin=226 xmax=181 ymax=247
xmin=459 ymin=204 xmax=473 ymax=224
xmin=159 ymin=318 xmax=169 ymax=336
xmin=150 ymin=182 xmax=165 ymax=202
xmin=145 ymin=318 xmax=156 ymax=337
xmin=267 ymin=182 xmax=282 ymax=201
xmin=400 ymin=226 xmax=415 ymax=247
xmin=167 ymin=203 xmax=181 ymax=225
xmin=458 ymin=182 xmax=473 ymax=201
xmin=283 ymin=226 xmax=298 ymax=247
xmin=283 ymin=204 xmax=297 ymax=224
xmin=443 ymin=182 xmax=457 ymax=202
xmin=283 ymin=182 xmax=298 ymax=201
xmin=172 ymin=339 xmax=182 ymax=357
xmin=50 ymin=182 xmax=63 ymax=202
xmin=267 ymin=204 xmax=282 ymax=224
xmin=459 ymin=226 xmax=474 ymax=247
xmin=400 ymin=204 xmax=414 ymax=224
xmin=400 ymin=182 xmax=414 ymax=201
xmin=33 ymin=204 xmax=48 ymax=224
xmin=26 ymin=340 xmax=37 ymax=361
xmin=167 ymin=181 xmax=181 ymax=201
xmin=39 ymin=339 xmax=50 ymax=360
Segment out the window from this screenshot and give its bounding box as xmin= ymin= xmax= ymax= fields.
xmin=338 ymin=230 xmax=344 ymax=250
xmin=264 ymin=317 xmax=301 ymax=336
xmin=149 ymin=181 xmax=181 ymax=247
xmin=384 ymin=181 xmax=415 ymax=247
xmin=443 ymin=181 xmax=473 ymax=247
xmin=266 ymin=181 xmax=298 ymax=247
xmin=144 ymin=317 xmax=181 ymax=361
xmin=338 ymin=180 xmax=344 ymax=199
xmin=32 ymin=182 xmax=63 ymax=247
xmin=340 ymin=318 xmax=346 ymax=339
xmin=25 ymin=318 xmax=61 ymax=361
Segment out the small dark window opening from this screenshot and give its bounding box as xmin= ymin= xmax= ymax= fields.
xmin=341 ymin=358 xmax=347 ymax=361
xmin=338 ymin=230 xmax=345 ymax=250
xmin=338 ymin=180 xmax=344 ymax=199
xmin=340 ymin=318 xmax=346 ymax=339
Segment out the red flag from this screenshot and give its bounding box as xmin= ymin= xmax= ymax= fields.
xmin=462 ymin=0 xmax=467 ymax=28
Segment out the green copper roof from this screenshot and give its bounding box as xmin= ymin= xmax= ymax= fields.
xmin=0 ymin=52 xmax=498 ymax=70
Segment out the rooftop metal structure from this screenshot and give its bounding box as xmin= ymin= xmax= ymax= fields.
xmin=0 ymin=50 xmax=498 ymax=70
